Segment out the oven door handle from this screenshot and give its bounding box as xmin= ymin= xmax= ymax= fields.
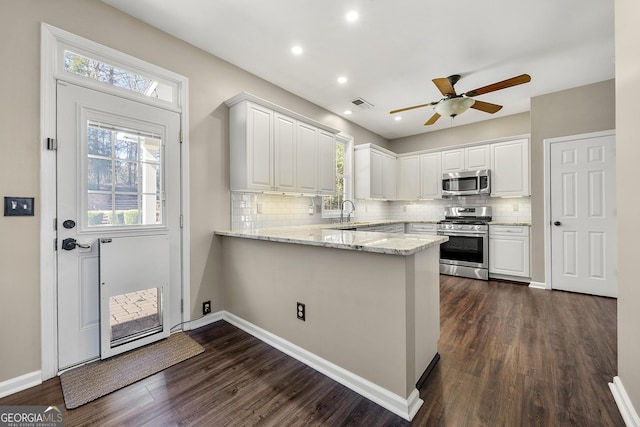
xmin=437 ymin=231 xmax=488 ymax=238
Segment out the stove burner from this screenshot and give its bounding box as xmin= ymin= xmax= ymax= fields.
xmin=438 ymin=219 xmax=490 ymax=225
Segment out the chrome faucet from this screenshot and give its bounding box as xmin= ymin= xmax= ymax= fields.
xmin=340 ymin=200 xmax=356 ymax=223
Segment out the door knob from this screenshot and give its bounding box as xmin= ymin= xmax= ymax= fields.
xmin=61 ymin=238 xmax=91 ymax=250
xmin=553 ymin=221 xmax=562 ymax=226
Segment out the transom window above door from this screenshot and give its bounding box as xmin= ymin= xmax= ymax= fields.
xmin=86 ymin=121 xmax=164 ymax=228
xmin=63 ymin=50 xmax=176 ymax=105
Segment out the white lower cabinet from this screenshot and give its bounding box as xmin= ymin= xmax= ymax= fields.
xmin=489 ymin=225 xmax=530 ymax=278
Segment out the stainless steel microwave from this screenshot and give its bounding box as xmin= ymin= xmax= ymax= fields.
xmin=442 ymin=169 xmax=491 ymax=197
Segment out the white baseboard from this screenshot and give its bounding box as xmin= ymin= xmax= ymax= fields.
xmin=0 ymin=370 xmax=42 ymax=399
xmin=222 ymin=311 xmax=423 ymax=421
xmin=183 ymin=311 xmax=223 ymax=331
xmin=528 ymin=281 xmax=548 ymax=290
xmin=610 ymin=376 xmax=640 ymax=426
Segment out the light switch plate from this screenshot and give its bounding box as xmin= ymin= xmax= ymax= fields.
xmin=4 ymin=197 xmax=34 ymax=216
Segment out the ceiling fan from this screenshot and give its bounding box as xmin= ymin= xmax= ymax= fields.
xmin=390 ymin=73 xmax=531 ymax=126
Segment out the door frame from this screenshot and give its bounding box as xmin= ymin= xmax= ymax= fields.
xmin=543 ymin=129 xmax=615 ymax=291
xmin=40 ymin=24 xmax=191 ymax=380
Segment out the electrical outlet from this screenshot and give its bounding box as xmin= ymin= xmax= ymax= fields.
xmin=296 ymin=302 xmax=305 ymax=321
xmin=202 ymin=300 xmax=211 ymax=315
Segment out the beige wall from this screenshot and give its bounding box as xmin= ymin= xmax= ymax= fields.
xmin=530 ymin=80 xmax=615 ymax=281
xmin=615 ymin=0 xmax=640 ymax=412
xmin=0 ymin=0 xmax=387 ymax=383
xmin=390 ymin=112 xmax=530 ymax=154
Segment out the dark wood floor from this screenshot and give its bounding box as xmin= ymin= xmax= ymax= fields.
xmin=1 ymin=276 xmax=624 ymax=426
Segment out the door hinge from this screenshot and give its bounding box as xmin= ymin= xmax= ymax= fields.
xmin=53 ymin=218 xmax=57 ymax=231
xmin=180 ymin=299 xmax=184 ymax=313
xmin=180 ymin=214 xmax=184 ymax=228
xmin=46 ymin=137 xmax=57 ymax=151
xmin=179 ymin=129 xmax=183 ymax=144
xmin=54 ymin=238 xmax=57 ymax=251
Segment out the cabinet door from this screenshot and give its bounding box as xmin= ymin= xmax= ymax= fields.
xmin=382 ymin=153 xmax=397 ymax=199
xmin=442 ymin=149 xmax=464 ymax=173
xmin=296 ymin=122 xmax=318 ymax=193
xmin=420 ymin=152 xmax=442 ymax=199
xmin=317 ymin=130 xmax=336 ymax=195
xmin=370 ymin=150 xmax=384 ymax=198
xmin=491 ymin=139 xmax=529 ymax=196
xmin=489 ymin=236 xmax=530 ymax=277
xmin=246 ymin=103 xmax=273 ymax=190
xmin=274 ymin=113 xmax=296 ymax=191
xmin=397 ymin=155 xmax=420 ymax=199
xmin=466 ymin=145 xmax=491 ymax=170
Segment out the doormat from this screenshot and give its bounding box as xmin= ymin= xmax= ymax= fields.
xmin=59 ymin=332 xmax=204 ymax=409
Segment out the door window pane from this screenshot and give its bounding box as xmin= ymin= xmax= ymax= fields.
xmin=86 ymin=121 xmax=163 ymax=227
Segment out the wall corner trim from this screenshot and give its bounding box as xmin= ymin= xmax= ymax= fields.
xmin=0 ymin=371 xmax=42 ymax=399
xmin=609 ymin=376 xmax=640 ymax=426
xmin=528 ymin=281 xmax=548 ymax=290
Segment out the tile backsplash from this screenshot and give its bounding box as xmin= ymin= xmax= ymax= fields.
xmin=231 ymin=192 xmax=329 ymax=229
xmin=231 ymin=192 xmax=531 ymax=229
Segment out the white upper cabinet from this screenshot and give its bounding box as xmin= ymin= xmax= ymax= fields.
xmin=355 ymin=144 xmax=397 ymax=200
xmin=442 ymin=144 xmax=491 ymax=173
xmin=317 ymin=130 xmax=337 ymax=195
xmin=274 ymin=113 xmax=296 ymax=192
xmin=296 ymin=121 xmax=318 ymax=193
xmin=227 ymin=93 xmax=338 ymax=195
xmin=420 ymin=152 xmax=442 ymax=199
xmin=397 ymin=152 xmax=442 ymax=200
xmin=230 ymin=101 xmax=274 ymax=191
xmin=490 ymin=139 xmax=530 ymax=197
xmin=397 ymin=155 xmax=420 ymax=200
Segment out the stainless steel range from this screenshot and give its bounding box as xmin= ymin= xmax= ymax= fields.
xmin=437 ymin=206 xmax=491 ymax=280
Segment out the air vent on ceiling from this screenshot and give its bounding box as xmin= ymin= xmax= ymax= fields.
xmin=349 ymin=97 xmax=374 ymax=110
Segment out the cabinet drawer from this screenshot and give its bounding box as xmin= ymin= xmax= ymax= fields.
xmin=359 ymin=223 xmax=404 ymax=233
xmin=489 ymin=225 xmax=529 ymax=237
xmin=405 ymin=223 xmax=438 ymax=234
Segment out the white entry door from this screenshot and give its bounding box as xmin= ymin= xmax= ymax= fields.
xmin=550 ymin=132 xmax=617 ymax=297
xmin=56 ymin=82 xmax=182 ymax=369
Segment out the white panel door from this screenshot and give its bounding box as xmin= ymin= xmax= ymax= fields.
xmin=550 ymin=133 xmax=617 ymax=297
xmin=57 ymin=82 xmax=182 ymax=369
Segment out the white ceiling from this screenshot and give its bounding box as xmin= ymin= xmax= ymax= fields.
xmin=102 ymin=0 xmax=614 ymax=140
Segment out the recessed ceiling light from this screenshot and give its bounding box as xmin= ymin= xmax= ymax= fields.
xmin=337 ymin=76 xmax=348 ymax=84
xmin=291 ymin=45 xmax=303 ymax=55
xmin=344 ymin=110 xmax=353 ymax=115
xmin=394 ymin=116 xmax=402 ymax=121
xmin=346 ymin=11 xmax=359 ymax=22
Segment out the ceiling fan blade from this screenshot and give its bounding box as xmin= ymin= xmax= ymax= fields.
xmin=424 ymin=113 xmax=441 ymax=126
xmin=389 ymin=102 xmax=436 ymax=114
xmin=464 ymin=74 xmax=531 ymax=97
xmin=432 ymin=77 xmax=457 ymax=96
xmin=470 ymin=100 xmax=503 ymax=114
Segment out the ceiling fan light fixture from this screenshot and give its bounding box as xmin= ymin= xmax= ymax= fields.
xmin=434 ymin=97 xmax=475 ymax=118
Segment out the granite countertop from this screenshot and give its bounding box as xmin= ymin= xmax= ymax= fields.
xmin=215 ymin=224 xmax=448 ymax=256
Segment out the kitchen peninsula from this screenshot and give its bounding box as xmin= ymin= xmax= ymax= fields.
xmin=215 ymin=224 xmax=447 ymax=421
